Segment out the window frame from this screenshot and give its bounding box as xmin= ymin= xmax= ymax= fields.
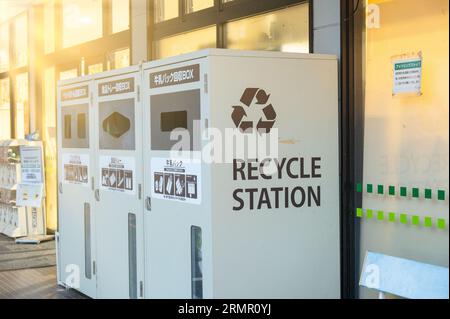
xmin=38 ymin=0 xmax=132 ymax=133
xmin=148 ymin=0 xmax=314 ymax=59
xmin=0 ymin=22 xmax=10 ymax=74
xmin=0 ymin=0 xmax=132 ymax=139
xmin=42 ymin=0 xmax=132 ymax=68
xmin=0 ymin=11 xmax=30 ymax=138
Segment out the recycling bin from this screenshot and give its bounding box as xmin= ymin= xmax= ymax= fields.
xmin=141 ymin=49 xmax=341 ymax=298
xmin=57 ymin=76 xmax=97 ymax=298
xmin=57 ymin=67 xmax=144 ymax=299
xmin=92 ymin=67 xmax=144 ymax=299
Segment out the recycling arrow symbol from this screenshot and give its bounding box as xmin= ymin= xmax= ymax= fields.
xmin=231 ymin=88 xmax=277 ymax=133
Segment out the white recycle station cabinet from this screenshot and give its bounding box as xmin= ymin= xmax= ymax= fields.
xmin=56 ymin=49 xmax=340 ymax=299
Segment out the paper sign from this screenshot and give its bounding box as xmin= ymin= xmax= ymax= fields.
xmin=16 ymin=183 xmax=44 ymax=208
xmin=393 ymin=57 xmax=422 ymax=95
xmin=62 ymin=153 xmax=90 ymax=187
xmin=151 ymin=157 xmax=202 ymax=205
xmin=99 ymin=156 xmax=135 ymax=195
xmin=20 ymin=146 xmax=43 ymax=184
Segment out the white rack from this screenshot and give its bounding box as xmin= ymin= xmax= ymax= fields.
xmin=0 ymin=139 xmax=46 ymax=238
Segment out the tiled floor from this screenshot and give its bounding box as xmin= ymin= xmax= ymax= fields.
xmin=0 ymin=266 xmax=87 ymax=299
xmin=0 ymin=234 xmax=56 ymax=272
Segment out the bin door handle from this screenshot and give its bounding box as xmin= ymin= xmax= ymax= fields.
xmin=140 ymin=281 xmax=144 ymax=298
xmin=145 ymin=196 xmax=151 ymax=211
xmin=95 ymin=189 xmax=100 ymax=202
xmin=58 ymin=182 xmax=63 ymax=194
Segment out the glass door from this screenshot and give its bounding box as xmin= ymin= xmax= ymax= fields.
xmin=355 ymin=0 xmax=449 ymax=299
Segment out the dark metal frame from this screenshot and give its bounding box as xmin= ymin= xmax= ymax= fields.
xmin=340 ymin=0 xmax=364 ymax=299
xmin=148 ymin=0 xmax=313 ymax=59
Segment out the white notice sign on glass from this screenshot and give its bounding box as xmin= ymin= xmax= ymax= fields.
xmin=20 ymin=146 xmax=43 ymax=184
xmin=393 ymin=57 xmax=422 ymax=95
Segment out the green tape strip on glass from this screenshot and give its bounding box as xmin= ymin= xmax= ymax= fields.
xmin=356 ymin=183 xmax=446 ymax=201
xmin=355 ymin=208 xmax=447 ymax=230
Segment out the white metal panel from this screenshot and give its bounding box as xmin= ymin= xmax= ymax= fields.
xmin=92 ymin=68 xmax=145 ymax=299
xmin=143 ymin=57 xmax=213 ymax=298
xmin=209 ymin=53 xmax=340 ymax=298
xmin=142 ymin=50 xmax=340 ymax=299
xmin=57 ymin=79 xmax=97 ymax=298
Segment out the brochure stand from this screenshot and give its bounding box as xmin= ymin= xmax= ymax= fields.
xmin=0 ymin=139 xmax=46 ymax=238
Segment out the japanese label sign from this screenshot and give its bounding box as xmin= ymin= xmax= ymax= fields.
xmin=150 ymin=64 xmax=200 ymax=88
xmin=61 ymin=85 xmax=89 ymax=101
xmin=151 ymin=157 xmax=201 ymax=205
xmin=98 ymin=78 xmax=135 ymax=96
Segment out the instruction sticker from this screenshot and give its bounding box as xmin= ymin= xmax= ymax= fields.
xmin=393 ymin=56 xmax=422 ymax=95
xmin=100 ymin=156 xmax=135 ymax=195
xmin=151 ymin=157 xmax=201 ymax=205
xmin=62 ymin=153 xmax=90 ymax=186
xmin=20 ymin=146 xmax=43 ymax=184
xmin=16 ymin=183 xmax=44 ymax=208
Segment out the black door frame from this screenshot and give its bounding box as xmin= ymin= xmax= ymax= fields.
xmin=340 ymin=0 xmax=365 ymax=299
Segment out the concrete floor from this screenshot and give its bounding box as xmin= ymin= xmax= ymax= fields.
xmin=0 ymin=266 xmax=87 ymax=299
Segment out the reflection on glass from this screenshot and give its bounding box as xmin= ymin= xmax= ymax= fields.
xmin=225 ymin=3 xmax=309 ymax=53
xmin=0 ymin=78 xmax=10 ymax=139
xmin=185 ymin=0 xmax=214 ymax=14
xmin=154 ymin=26 xmax=216 ymax=59
xmin=62 ymin=0 xmax=103 ymax=48
xmin=44 ymin=0 xmax=55 ymax=54
xmin=154 ymin=0 xmax=179 ymax=23
xmin=112 ymin=0 xmax=130 ymax=33
xmin=113 ymin=48 xmax=130 ymax=69
xmin=59 ymin=68 xmax=78 ymax=80
xmin=0 ymin=23 xmax=9 ymax=72
xmin=14 ymin=14 xmax=28 ymax=67
xmin=15 ymin=73 xmax=29 ymax=139
xmin=88 ymin=62 xmax=103 ymax=75
xmin=112 ymin=48 xmax=130 ymax=69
